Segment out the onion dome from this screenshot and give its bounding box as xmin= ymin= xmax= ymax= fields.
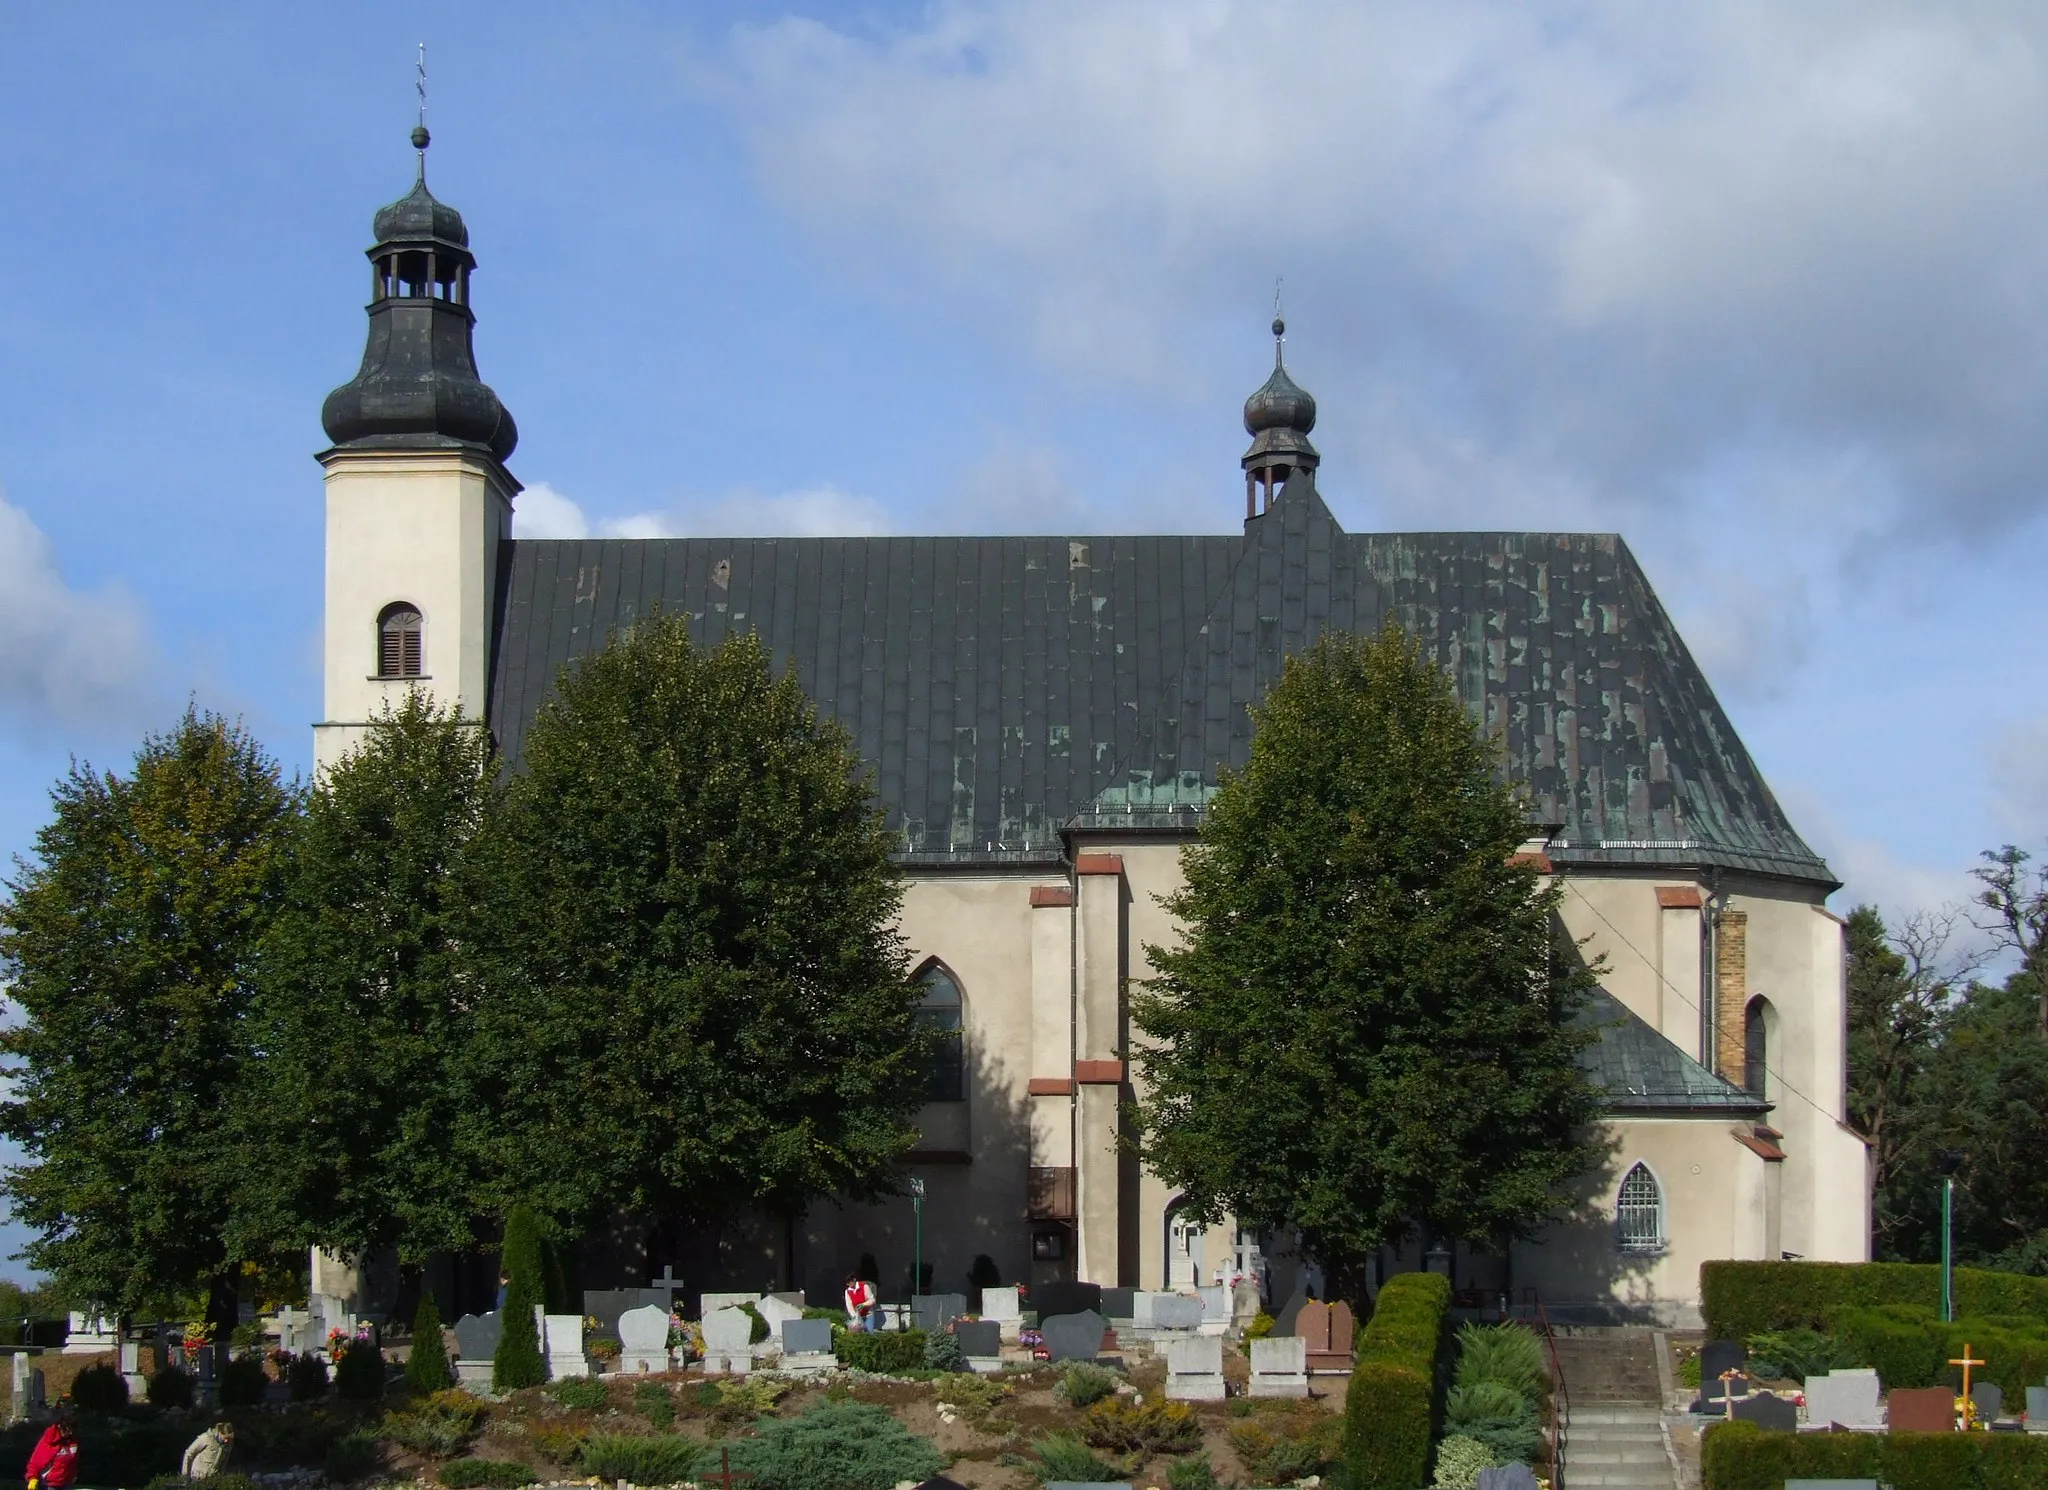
xmin=1241 ymin=318 xmax=1318 ymax=517
xmin=320 ymin=127 xmax=517 ymax=463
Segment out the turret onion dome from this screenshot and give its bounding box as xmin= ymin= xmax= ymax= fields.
xmin=1243 ymin=317 xmax=1317 ymax=437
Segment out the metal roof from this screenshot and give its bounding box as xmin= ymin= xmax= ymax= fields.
xmin=1579 ymin=988 xmax=1767 ymax=1114
xmin=484 ymin=473 xmax=1831 ymax=885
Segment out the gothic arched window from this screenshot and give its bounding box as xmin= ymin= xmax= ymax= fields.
xmin=915 ymin=962 xmax=965 ymax=1103
xmin=1616 ymin=1163 xmax=1665 ymax=1253
xmin=1744 ymin=996 xmax=1771 ymax=1098
xmin=378 ymin=603 xmax=424 ymax=678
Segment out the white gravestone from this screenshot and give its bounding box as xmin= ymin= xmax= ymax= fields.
xmin=1249 ymin=1335 xmax=1308 ymax=1398
xmin=543 ymin=1314 xmax=586 ymax=1379
xmin=779 ymin=1318 xmax=837 ymax=1374
xmin=1196 ymin=1285 xmax=1229 ymax=1337
xmin=1165 ymin=1335 xmax=1226 ymax=1402
xmin=616 ymin=1305 xmax=670 ymax=1375
xmin=11 ymin=1354 xmax=43 ymax=1415
xmin=65 ymin=1309 xmax=116 ymax=1355
xmin=1804 ymin=1369 xmax=1882 ymax=1430
xmin=701 ymin=1307 xmax=754 ymax=1375
xmin=756 ymin=1295 xmax=804 ymax=1348
xmin=981 ymin=1286 xmax=1023 ymax=1342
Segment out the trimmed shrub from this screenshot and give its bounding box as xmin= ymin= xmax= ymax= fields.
xmin=494 ymin=1204 xmax=547 ymax=1391
xmin=69 ymin=1419 xmax=190 ymax=1485
xmin=69 ymin=1362 xmax=130 ymax=1412
xmin=1054 ymin=1361 xmax=1122 ymax=1408
xmin=580 ymin=1434 xmax=702 ymax=1485
xmin=1700 ymin=1419 xmax=2048 ymax=1489
xmin=832 ymin=1326 xmax=926 ymax=1373
xmin=923 ymin=1328 xmax=965 ymax=1372
xmin=1029 ymin=1432 xmax=1126 ymax=1484
xmin=1341 ymin=1272 xmax=1450 ymax=1490
xmin=1835 ymin=1305 xmax=1942 ymax=1389
xmin=326 ymin=1428 xmax=384 ymax=1484
xmin=1430 ymin=1435 xmax=1499 ymax=1490
xmin=334 ymin=1341 xmax=386 ymax=1400
xmin=407 ymin=1291 xmax=456 ymax=1394
xmin=287 ymin=1351 xmax=329 ymax=1401
xmin=216 ymin=1353 xmax=269 ymax=1408
xmin=1700 ymin=1259 xmax=2048 ymax=1341
xmin=545 ymin=1375 xmax=609 ymax=1410
xmin=147 ymin=1365 xmax=195 ymax=1410
xmin=633 ymin=1380 xmax=675 ymax=1429
xmin=439 ymin=1458 xmax=533 ymax=1489
xmin=727 ymin=1401 xmax=945 ymax=1490
xmin=1079 ymin=1397 xmax=1201 ymax=1456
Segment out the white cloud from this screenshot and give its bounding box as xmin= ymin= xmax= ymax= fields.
xmin=0 ymin=489 xmax=156 ymax=734
xmin=510 ymin=481 xmax=591 ymax=539
xmin=711 ymin=1 xmax=2048 ymax=552
xmin=1987 ymin=713 xmax=2048 ymax=842
xmin=509 ymin=481 xmax=893 ymax=541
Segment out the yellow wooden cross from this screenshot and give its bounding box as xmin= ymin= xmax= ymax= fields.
xmin=1950 ymin=1343 xmax=1986 ymax=1428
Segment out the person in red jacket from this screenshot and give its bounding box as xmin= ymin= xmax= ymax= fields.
xmin=25 ymin=1405 xmax=79 ymax=1490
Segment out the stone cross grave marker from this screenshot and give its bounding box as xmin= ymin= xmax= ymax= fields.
xmin=701 ymin=1307 xmax=755 ymax=1375
xmin=617 ymin=1305 xmax=670 ymax=1375
xmin=912 ymin=1294 xmax=968 ymax=1334
xmin=1804 ymin=1369 xmax=1882 ymax=1430
xmin=1886 ymin=1386 xmax=1955 ymax=1433
xmin=1041 ymin=1310 xmax=1107 ymax=1364
xmin=1165 ymin=1335 xmax=1225 ymax=1401
xmin=1249 ymin=1335 xmax=1308 ymax=1398
xmin=1950 ymin=1343 xmax=1988 ymax=1427
xmin=1730 ymin=1392 xmax=1797 ymax=1432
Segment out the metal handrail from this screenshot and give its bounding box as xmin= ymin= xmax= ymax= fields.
xmin=1506 ymin=1287 xmax=1568 ymax=1489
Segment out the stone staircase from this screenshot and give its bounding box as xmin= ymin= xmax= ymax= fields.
xmin=1550 ymin=1328 xmax=1677 ymax=1489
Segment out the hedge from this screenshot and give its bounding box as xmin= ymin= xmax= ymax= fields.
xmin=1701 ymin=1260 xmax=2048 ymax=1340
xmin=1702 ymin=1420 xmax=2048 ymax=1490
xmin=1341 ymin=1272 xmax=1451 ymax=1490
xmin=833 ymin=1326 xmax=927 ymax=1373
xmin=1832 ymin=1306 xmax=2048 ymax=1401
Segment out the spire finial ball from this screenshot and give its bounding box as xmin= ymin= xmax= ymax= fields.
xmin=1272 ymin=317 xmax=1285 ymax=338
xmin=411 ymin=125 xmax=431 ymax=151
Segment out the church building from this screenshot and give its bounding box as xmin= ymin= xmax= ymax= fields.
xmin=313 ymin=134 xmax=1869 ymax=1326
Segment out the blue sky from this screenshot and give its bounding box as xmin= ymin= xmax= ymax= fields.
xmin=4 ymin=1 xmax=2048 ymax=1274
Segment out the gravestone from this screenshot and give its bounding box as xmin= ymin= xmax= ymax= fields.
xmin=1099 ymin=1288 xmax=1135 ymax=1321
xmin=1886 ymin=1386 xmax=1956 ymax=1432
xmin=64 ymin=1309 xmax=116 ymax=1355
xmin=757 ymin=1295 xmax=806 ymax=1340
xmin=701 ymin=1307 xmax=754 ymax=1375
xmin=452 ymin=1312 xmax=501 ymax=1390
xmin=1295 ymin=1300 xmax=1356 ymax=1373
xmin=1164 ymin=1335 xmax=1225 ymax=1402
xmin=1197 ymin=1286 xmax=1229 ymax=1333
xmin=1700 ymin=1339 xmax=1745 ymax=1389
xmin=584 ymin=1289 xmax=667 ymax=1343
xmin=699 ymin=1292 xmax=761 ymax=1316
xmin=1272 ymin=1286 xmax=1308 ymax=1339
xmin=956 ymin=1320 xmax=1002 ymax=1372
xmin=543 ymin=1314 xmax=586 ymax=1379
xmin=982 ymin=1287 xmax=1023 ymax=1341
xmin=780 ymin=1318 xmax=836 ymax=1373
xmin=912 ymin=1294 xmax=968 ymax=1334
xmin=1231 ymin=1279 xmax=1262 ymax=1327
xmin=1730 ymin=1392 xmax=1797 ymax=1432
xmin=617 ymin=1305 xmax=670 ymax=1375
xmin=1139 ymin=1293 xmax=1203 ymax=1331
xmin=1032 ymin=1282 xmax=1101 ymax=1321
xmin=2027 ymin=1384 xmax=2048 ymax=1430
xmin=1972 ymin=1381 xmax=2004 ymax=1422
xmin=1804 ymin=1369 xmax=1882 ymax=1431
xmin=1249 ymin=1335 xmax=1308 ymax=1398
xmin=1474 ymin=1468 xmax=1542 ymax=1490
xmin=11 ymin=1354 xmax=43 ymax=1414
xmin=1042 ymin=1310 xmax=1107 ymax=1364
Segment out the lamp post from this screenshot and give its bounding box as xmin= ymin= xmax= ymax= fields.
xmin=1939 ymin=1150 xmax=1965 ymax=1323
xmin=910 ymin=1177 xmax=927 ymax=1299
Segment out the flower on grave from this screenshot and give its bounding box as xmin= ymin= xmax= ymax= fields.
xmin=182 ymin=1319 xmax=212 ymax=1348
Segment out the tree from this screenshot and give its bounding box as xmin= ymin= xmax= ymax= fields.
xmin=492 ymin=1203 xmax=546 ymax=1391
xmin=405 ymin=1287 xmax=455 ymax=1393
xmin=0 ymin=709 xmax=300 ymax=1325
xmin=1972 ymin=845 xmax=2048 ymax=1036
xmin=1132 ymin=624 xmax=1605 ymax=1307
xmin=458 ymin=619 xmax=928 ymax=1233
xmin=245 ymin=693 xmax=497 ymax=1265
xmin=1844 ymin=904 xmax=1975 ymax=1255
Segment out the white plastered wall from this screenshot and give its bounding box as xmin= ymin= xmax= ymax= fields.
xmin=315 ymin=448 xmax=514 ymax=773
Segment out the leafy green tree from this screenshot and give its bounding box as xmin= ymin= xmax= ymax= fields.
xmin=1132 ymin=625 xmax=1605 ymax=1306
xmin=493 ymin=1204 xmax=546 ymax=1391
xmin=458 ymin=620 xmax=927 ymax=1234
xmin=244 ymin=693 xmax=496 ymax=1265
xmin=0 ymin=709 xmax=300 ymax=1324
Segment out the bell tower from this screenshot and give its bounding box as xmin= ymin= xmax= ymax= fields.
xmin=1241 ymin=317 xmax=1318 ymax=519
xmin=314 ymin=123 xmax=520 ymax=771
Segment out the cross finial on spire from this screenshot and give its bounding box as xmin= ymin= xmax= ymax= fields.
xmin=411 ymin=43 xmax=431 ymax=180
xmin=1272 ymin=278 xmax=1286 ymax=365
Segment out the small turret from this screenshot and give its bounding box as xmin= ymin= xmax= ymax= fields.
xmin=1241 ymin=317 xmax=1318 ymax=519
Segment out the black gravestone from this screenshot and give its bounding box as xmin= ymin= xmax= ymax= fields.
xmin=955 ymin=1320 xmax=1001 ymax=1359
xmin=1700 ymin=1340 xmax=1746 ymax=1389
xmin=1042 ymin=1309 xmax=1107 ymax=1363
xmin=452 ymin=1312 xmax=502 ymax=1362
xmin=1973 ymin=1381 xmax=2004 ymax=1422
xmin=583 ymin=1288 xmax=669 ymax=1341
xmin=1272 ymin=1286 xmax=1309 ymax=1339
xmin=1729 ymin=1392 xmax=1797 ymax=1433
xmin=1032 ymin=1282 xmax=1102 ymax=1321
xmin=1098 ymin=1288 xmax=1136 ymax=1321
xmin=781 ymin=1318 xmax=834 ymax=1355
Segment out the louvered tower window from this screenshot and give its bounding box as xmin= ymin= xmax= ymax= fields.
xmin=377 ymin=604 xmax=424 ymax=678
xmin=1616 ymin=1163 xmax=1665 ymax=1253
